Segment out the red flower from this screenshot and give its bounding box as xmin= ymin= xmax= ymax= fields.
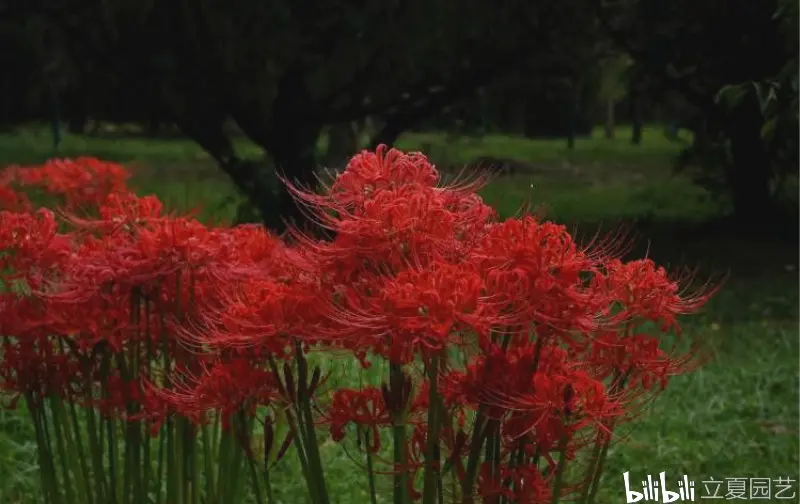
xmin=0 ymin=184 xmax=31 ymax=212
xmin=477 ymin=463 xmax=552 ymax=503
xmin=0 ymin=209 xmax=72 ymax=289
xmin=473 ymin=216 xmax=603 ymax=336
xmin=595 ymin=258 xmax=717 ymax=331
xmin=325 ymin=387 xmax=392 ymax=452
xmin=13 ymin=157 xmax=130 ymax=209
xmin=151 ymin=358 xmax=279 ymax=429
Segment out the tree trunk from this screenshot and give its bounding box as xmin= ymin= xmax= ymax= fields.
xmin=629 ymin=80 xmax=643 ymax=145
xmin=65 ymin=86 xmax=89 ymax=134
xmin=146 ymin=118 xmax=162 ymax=137
xmin=508 ymin=98 xmax=526 ymax=136
xmin=264 ymin=130 xmax=322 ymax=233
xmin=726 ymin=93 xmax=772 ymax=226
xmin=169 ymin=88 xmax=282 ymax=232
xmin=631 ymin=120 xmax=642 ymax=145
xmin=566 ymin=90 xmax=577 ymax=150
xmin=260 ymin=71 xmax=324 ymax=234
xmin=68 ymin=113 xmax=88 ymax=134
xmin=604 ymin=98 xmax=615 ymax=139
xmin=222 ymin=70 xmax=325 ymax=234
xmin=325 ymin=122 xmax=359 ymax=169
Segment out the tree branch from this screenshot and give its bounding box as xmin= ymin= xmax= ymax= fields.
xmin=594 ymin=0 xmax=721 ymax=121
xmin=367 ymin=45 xmax=544 ymax=148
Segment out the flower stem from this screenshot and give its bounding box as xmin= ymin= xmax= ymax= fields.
xmin=84 ymin=389 xmax=107 ymax=503
xmin=461 ymin=410 xmax=488 ymax=504
xmin=263 ymin=459 xmax=277 ymax=504
xmin=422 ymin=355 xmax=443 ymax=504
xmin=294 ymin=343 xmax=330 ymax=504
xmin=550 ymin=436 xmax=569 ymax=504
xmin=28 ymin=395 xmax=60 ymax=504
xmin=363 ymin=428 xmax=379 ymax=504
xmin=67 ymin=397 xmax=94 ymax=504
xmin=269 ymin=357 xmax=319 ymax=504
xmin=50 ymin=396 xmax=84 ymax=504
xmin=202 ymin=424 xmax=215 ymax=499
xmin=390 ymin=363 xmax=411 ymax=504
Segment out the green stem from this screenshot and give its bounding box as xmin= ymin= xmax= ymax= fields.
xmin=246 ymin=441 xmax=266 ymax=504
xmin=264 ymin=458 xmax=277 ymax=504
xmin=193 ymin=425 xmax=201 ymax=504
xmin=175 ymin=418 xmax=185 ymax=504
xmin=215 ymin=425 xmax=231 ymax=503
xmin=294 ymin=343 xmax=330 ymax=504
xmin=584 ymin=430 xmax=614 ymax=504
xmin=422 ymin=355 xmax=443 ymax=504
xmin=363 ymin=428 xmax=378 ymax=504
xmin=67 ymin=397 xmax=94 ymax=504
xmin=229 ymin=424 xmax=245 ymax=504
xmin=166 ymin=419 xmax=177 ymax=504
xmin=142 ymin=422 xmax=152 ymax=502
xmin=42 ymin=397 xmax=75 ymax=502
xmin=268 ymin=357 xmax=316 ymax=503
xmin=582 ymin=369 xmax=630 ymax=504
xmin=28 ymin=395 xmax=59 ymax=504
xmin=106 ymin=415 xmax=119 ymax=504
xmin=390 ymin=363 xmax=410 ymax=504
xmin=461 ymin=411 xmax=488 ymax=504
xmin=154 ymin=424 xmax=166 ymax=504
xmin=550 ymin=436 xmax=569 ymax=504
xmin=202 ymin=425 xmax=215 ymax=500
xmin=49 ymin=396 xmax=81 ymax=504
xmin=84 ymin=392 xmax=107 ymax=503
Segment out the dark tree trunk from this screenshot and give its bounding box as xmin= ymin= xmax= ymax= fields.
xmin=629 ymin=80 xmax=642 ymax=145
xmin=566 ymin=85 xmax=578 ymax=150
xmin=325 ymin=122 xmax=359 ymax=168
xmin=725 ymin=93 xmax=772 ymax=226
xmin=146 ymin=118 xmax=161 ymax=137
xmin=68 ymin=113 xmax=88 ymax=134
xmin=171 ymin=95 xmax=280 ymax=231
xmin=507 ymin=96 xmax=526 ymax=136
xmin=263 ymin=130 xmax=321 ymax=233
xmin=604 ymin=99 xmax=615 ymax=139
xmin=65 ymin=86 xmax=90 ymax=134
xmin=631 ymin=119 xmax=643 ymax=145
xmin=221 ymin=70 xmax=324 ymax=234
xmin=261 ymin=71 xmax=324 ymax=234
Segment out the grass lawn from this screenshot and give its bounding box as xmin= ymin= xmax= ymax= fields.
xmin=0 ymin=126 xmax=797 ymax=503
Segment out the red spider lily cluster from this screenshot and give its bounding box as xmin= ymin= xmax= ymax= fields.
xmin=0 ymin=149 xmax=717 ymax=504
xmin=1 ymin=157 xmax=130 ymax=212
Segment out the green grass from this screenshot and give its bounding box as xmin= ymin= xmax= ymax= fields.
xmin=0 ymin=124 xmax=718 ymax=225
xmin=0 ymin=126 xmax=797 ymax=503
xmin=0 ymin=124 xmax=687 ymax=167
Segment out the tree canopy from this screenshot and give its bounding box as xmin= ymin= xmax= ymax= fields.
xmin=1 ymin=0 xmax=796 ymax=230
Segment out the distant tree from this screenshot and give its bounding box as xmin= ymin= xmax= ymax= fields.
xmin=597 ymin=0 xmax=797 ymax=225
xmin=597 ymin=54 xmax=633 ymax=139
xmin=6 ymin=0 xmax=599 ymax=231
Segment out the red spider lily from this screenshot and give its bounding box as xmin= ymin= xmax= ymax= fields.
xmin=0 ymin=209 xmax=73 ymax=289
xmin=0 ymin=147 xmax=720 ymax=504
xmin=326 ymin=387 xmax=392 ymax=452
xmin=477 ymin=462 xmax=552 ymax=504
xmin=594 ymin=258 xmax=718 ymax=331
xmin=290 ymin=145 xmax=441 ymax=215
xmin=582 ymin=330 xmax=706 ymax=391
xmin=0 ymin=323 xmax=84 ymax=404
xmin=0 ymin=184 xmax=31 ymax=212
xmin=319 ymin=262 xmax=490 ymax=364
xmin=472 ymin=217 xmax=605 ymax=337
xmin=149 ymin=357 xmax=280 ymax=429
xmin=12 ymin=157 xmax=130 ymax=210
